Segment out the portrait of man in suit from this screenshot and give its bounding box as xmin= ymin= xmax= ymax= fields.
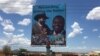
xmin=31 ymin=12 xmax=51 ymax=45
xmin=31 ymin=5 xmax=66 ymax=46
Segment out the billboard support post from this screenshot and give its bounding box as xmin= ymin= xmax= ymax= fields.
xmin=46 ymin=41 xmax=51 ymax=56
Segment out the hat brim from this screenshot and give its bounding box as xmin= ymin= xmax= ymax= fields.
xmin=34 ymin=14 xmax=48 ymax=21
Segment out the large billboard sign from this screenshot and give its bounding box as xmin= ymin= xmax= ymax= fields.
xmin=31 ymin=5 xmax=66 ymax=46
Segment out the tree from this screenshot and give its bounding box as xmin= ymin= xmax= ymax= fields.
xmin=18 ymin=48 xmax=28 ymax=56
xmin=2 ymin=45 xmax=11 ymax=56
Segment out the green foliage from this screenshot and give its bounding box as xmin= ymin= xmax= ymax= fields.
xmin=2 ymin=45 xmax=11 ymax=56
xmin=17 ymin=48 xmax=28 ymax=56
xmin=19 ymin=48 xmax=27 ymax=52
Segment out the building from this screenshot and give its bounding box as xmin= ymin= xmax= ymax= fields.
xmin=88 ymin=51 xmax=100 ymax=56
xmin=23 ymin=52 xmax=79 ymax=56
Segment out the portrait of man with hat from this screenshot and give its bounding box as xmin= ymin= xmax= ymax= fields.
xmin=31 ymin=12 xmax=51 ymax=45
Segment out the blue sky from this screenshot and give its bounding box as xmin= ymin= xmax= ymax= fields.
xmin=0 ymin=0 xmax=100 ymax=53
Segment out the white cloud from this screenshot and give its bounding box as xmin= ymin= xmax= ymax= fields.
xmin=9 ymin=33 xmax=29 ymax=45
xmin=82 ymin=41 xmax=85 ymax=44
xmin=0 ymin=39 xmax=7 ymax=46
xmin=9 ymin=33 xmax=30 ymax=45
xmin=76 ymin=46 xmax=87 ymax=50
xmin=0 ymin=0 xmax=9 ymax=3
xmin=1 ymin=32 xmax=30 ymax=48
xmin=68 ymin=22 xmax=83 ymax=38
xmin=0 ymin=0 xmax=36 ymax=15
xmin=91 ymin=47 xmax=100 ymax=51
xmin=93 ymin=28 xmax=98 ymax=32
xmin=3 ymin=31 xmax=13 ymax=37
xmin=0 ymin=16 xmax=3 ymax=21
xmin=98 ymin=36 xmax=100 ymax=38
xmin=86 ymin=7 xmax=100 ymax=20
xmin=2 ymin=32 xmax=30 ymax=46
xmin=18 ymin=18 xmax=31 ymax=26
xmin=83 ymin=36 xmax=88 ymax=40
xmin=18 ymin=29 xmax=24 ymax=32
xmin=1 ymin=19 xmax=15 ymax=32
xmin=3 ymin=25 xmax=15 ymax=32
xmin=51 ymin=46 xmax=87 ymax=52
xmin=3 ymin=31 xmax=13 ymax=44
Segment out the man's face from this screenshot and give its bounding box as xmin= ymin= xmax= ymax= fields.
xmin=38 ymin=17 xmax=46 ymax=25
xmin=53 ymin=18 xmax=64 ymax=32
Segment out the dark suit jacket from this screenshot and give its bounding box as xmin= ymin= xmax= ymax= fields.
xmin=32 ymin=23 xmax=51 ymax=35
xmin=31 ymin=22 xmax=51 ymax=45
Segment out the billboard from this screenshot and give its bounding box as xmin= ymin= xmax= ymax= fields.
xmin=31 ymin=5 xmax=66 ymax=46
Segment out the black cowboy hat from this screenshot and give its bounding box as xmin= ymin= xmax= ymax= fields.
xmin=34 ymin=12 xmax=48 ymax=21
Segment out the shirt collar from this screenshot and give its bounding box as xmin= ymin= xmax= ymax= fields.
xmin=37 ymin=22 xmax=42 ymax=27
xmin=53 ymin=30 xmax=64 ymax=35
